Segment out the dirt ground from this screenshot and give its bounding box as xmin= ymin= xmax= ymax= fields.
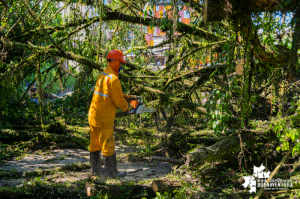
xmin=0 ymin=145 xmax=174 ymax=188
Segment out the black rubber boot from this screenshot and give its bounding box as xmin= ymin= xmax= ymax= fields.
xmin=104 ymin=153 xmax=127 ymax=178
xmin=90 ymin=151 xmax=106 ymax=176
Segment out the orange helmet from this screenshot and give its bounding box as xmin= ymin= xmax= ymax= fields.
xmin=106 ymin=49 xmax=127 ymax=63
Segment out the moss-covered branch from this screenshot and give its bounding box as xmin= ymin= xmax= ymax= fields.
xmin=2 ymin=38 xmax=104 ymax=70
xmin=160 ymin=40 xmax=227 ymax=76
xmin=12 ymin=6 xmax=222 ymax=43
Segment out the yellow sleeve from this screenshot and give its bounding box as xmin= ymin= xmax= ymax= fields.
xmin=110 ymin=79 xmax=129 ymax=112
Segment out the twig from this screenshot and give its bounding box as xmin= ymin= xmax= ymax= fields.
xmin=287 ymin=80 xmax=300 ymax=91
xmin=254 ymin=145 xmax=294 ymax=199
xmin=150 ymin=156 xmax=184 ymax=164
xmin=40 ymin=190 xmax=48 ymax=199
xmin=159 ymin=41 xmax=227 ymax=75
xmin=128 ymin=168 xmax=143 ymax=174
xmin=43 ymin=2 xmax=71 ymax=27
xmin=21 ymin=0 xmax=65 ymax=54
xmin=119 ymin=0 xmax=140 ymax=18
xmin=267 ymin=189 xmax=300 ymax=194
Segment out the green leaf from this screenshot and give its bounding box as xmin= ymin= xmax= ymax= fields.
xmin=143 ymin=2 xmax=149 ymax=16
xmin=209 ymin=70 xmax=216 ymax=78
xmin=276 ymin=146 xmax=281 ymax=151
xmin=221 ymin=43 xmax=229 ymax=51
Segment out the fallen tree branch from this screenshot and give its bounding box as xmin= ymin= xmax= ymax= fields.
xmin=85 ymin=182 xmax=155 ymax=197
xmin=150 ymin=156 xmax=184 ymax=164
xmin=267 ymin=189 xmax=300 ymax=194
xmin=186 ymin=130 xmax=267 ymax=165
xmin=254 ymin=145 xmax=294 ymax=199
xmin=1 ymin=38 xmax=104 ymax=71
xmin=128 ymin=168 xmax=143 ymax=174
xmin=36 ymin=182 xmax=85 ymax=194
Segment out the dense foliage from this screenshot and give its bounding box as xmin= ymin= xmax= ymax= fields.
xmin=1 ymin=0 xmax=300 ymax=198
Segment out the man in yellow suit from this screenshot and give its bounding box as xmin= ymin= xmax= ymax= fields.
xmin=88 ymin=49 xmax=136 ymax=178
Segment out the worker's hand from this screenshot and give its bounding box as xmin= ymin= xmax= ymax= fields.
xmin=128 ymin=104 xmax=133 ymax=112
xmin=129 ymin=95 xmax=137 ymax=100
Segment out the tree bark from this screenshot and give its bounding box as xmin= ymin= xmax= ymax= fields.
xmin=185 ymin=129 xmax=271 ymax=165
xmin=187 ymin=134 xmax=240 ymax=165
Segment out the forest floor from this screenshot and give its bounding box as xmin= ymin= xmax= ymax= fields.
xmin=0 ymin=145 xmax=173 ymax=188
xmin=0 ymin=123 xmax=264 ymax=199
xmin=1 ymin=94 xmax=300 ymax=198
xmin=0 ymin=123 xmax=188 ymax=199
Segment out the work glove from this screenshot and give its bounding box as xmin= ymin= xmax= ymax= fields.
xmin=123 ymin=94 xmax=130 ymax=103
xmin=129 ymin=95 xmax=137 ymax=100
xmin=128 ymin=104 xmax=133 ymax=112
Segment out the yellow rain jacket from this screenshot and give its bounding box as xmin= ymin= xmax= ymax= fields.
xmin=88 ymin=64 xmax=130 ymax=155
xmin=88 ymin=66 xmax=130 ymax=128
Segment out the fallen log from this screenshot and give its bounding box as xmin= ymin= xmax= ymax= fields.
xmin=85 ymin=182 xmax=155 ymax=197
xmin=186 ymin=129 xmax=274 ymax=165
xmin=37 ymin=182 xmax=85 ymax=194
xmin=188 ymin=129 xmax=267 ymax=137
xmin=151 ymin=180 xmax=181 ymax=193
xmin=186 ymin=134 xmax=240 ymax=165
xmin=150 ymin=156 xmax=184 ymax=164
xmin=188 ymin=130 xmax=217 ymax=136
xmin=187 ymin=137 xmax=221 ymax=144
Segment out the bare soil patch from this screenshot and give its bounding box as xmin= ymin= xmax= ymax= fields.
xmin=0 ymin=146 xmax=174 ymax=189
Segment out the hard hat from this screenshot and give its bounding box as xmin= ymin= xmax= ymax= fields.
xmin=106 ymin=49 xmax=127 ymax=63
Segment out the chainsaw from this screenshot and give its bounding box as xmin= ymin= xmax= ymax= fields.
xmin=128 ymin=96 xmax=157 ymax=114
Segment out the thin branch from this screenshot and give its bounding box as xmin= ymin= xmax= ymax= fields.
xmin=186 ymin=65 xmax=227 ymax=99
xmin=6 ymin=0 xmax=42 ymax=36
xmin=43 ymin=1 xmax=71 ymax=27
xmin=21 ymin=0 xmax=65 ymax=54
xmin=254 ymin=145 xmax=294 ymax=199
xmin=159 ymin=40 xmax=227 ymax=75
xmin=12 ymin=8 xmax=222 ymax=43
xmin=56 ymin=17 xmax=100 ymax=45
xmin=36 ymin=0 xmax=52 ymax=22
xmin=119 ymin=0 xmax=140 ymax=18
xmin=2 ymin=38 xmax=103 ymax=71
